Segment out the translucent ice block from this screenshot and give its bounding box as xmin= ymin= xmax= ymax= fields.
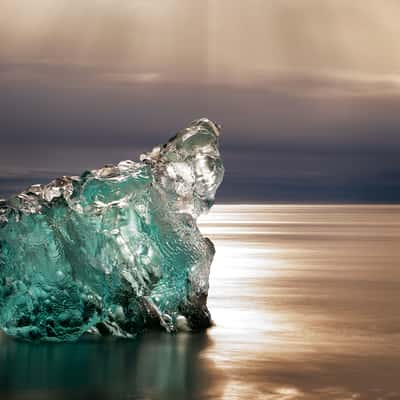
xmin=0 ymin=118 xmax=224 ymax=341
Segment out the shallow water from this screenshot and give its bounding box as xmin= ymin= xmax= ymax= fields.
xmin=0 ymin=205 xmax=399 ymax=399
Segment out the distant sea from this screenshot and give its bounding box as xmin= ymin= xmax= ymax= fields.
xmin=0 ymin=204 xmax=399 ymax=400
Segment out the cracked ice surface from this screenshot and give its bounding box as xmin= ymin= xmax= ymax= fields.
xmin=0 ymin=118 xmax=224 ymax=341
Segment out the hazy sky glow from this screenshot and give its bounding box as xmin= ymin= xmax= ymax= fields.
xmin=0 ymin=1 xmax=399 ymax=201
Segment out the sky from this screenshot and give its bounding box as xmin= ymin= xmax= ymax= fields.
xmin=0 ymin=0 xmax=399 ymax=202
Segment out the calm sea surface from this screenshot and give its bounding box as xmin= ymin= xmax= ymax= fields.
xmin=0 ymin=204 xmax=399 ymax=400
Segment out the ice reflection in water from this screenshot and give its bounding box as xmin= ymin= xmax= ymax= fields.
xmin=0 ymin=332 xmax=225 ymax=399
xmin=0 ymin=205 xmax=400 ymax=399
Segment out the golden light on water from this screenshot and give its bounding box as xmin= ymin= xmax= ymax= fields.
xmin=197 ymin=204 xmax=400 ymax=399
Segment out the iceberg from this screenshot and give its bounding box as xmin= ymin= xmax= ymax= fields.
xmin=0 ymin=118 xmax=224 ymax=341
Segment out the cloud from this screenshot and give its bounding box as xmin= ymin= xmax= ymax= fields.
xmin=0 ymin=60 xmax=163 ymax=88
xmin=234 ymin=69 xmax=400 ymax=97
xmin=3 ymin=59 xmax=400 ymax=101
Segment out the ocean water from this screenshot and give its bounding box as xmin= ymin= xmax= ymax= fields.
xmin=0 ymin=204 xmax=399 ymax=400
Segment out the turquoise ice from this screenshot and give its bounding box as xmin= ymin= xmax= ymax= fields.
xmin=0 ymin=118 xmax=224 ymax=341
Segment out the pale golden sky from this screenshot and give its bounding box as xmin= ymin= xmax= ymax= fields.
xmin=1 ymin=0 xmax=400 ymax=95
